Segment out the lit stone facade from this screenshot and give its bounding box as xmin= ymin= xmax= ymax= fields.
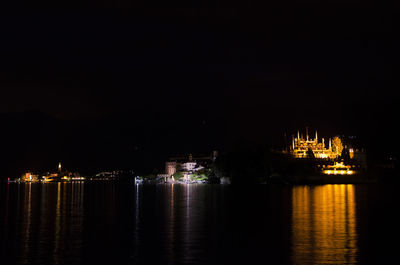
xmin=165 ymin=162 xmax=177 ymax=176
xmin=163 ymin=151 xmax=217 ymax=179
xmin=21 ymin=173 xmax=39 ymax=182
xmin=290 ymin=130 xmax=340 ymax=159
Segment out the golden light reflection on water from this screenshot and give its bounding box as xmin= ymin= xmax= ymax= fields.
xmin=291 ymin=185 xmax=358 ymax=265
xmin=14 ymin=182 xmax=85 ymax=265
xmin=21 ymin=183 xmax=32 ymax=264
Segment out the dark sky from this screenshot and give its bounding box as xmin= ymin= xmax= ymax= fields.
xmin=0 ymin=2 xmax=397 ymax=175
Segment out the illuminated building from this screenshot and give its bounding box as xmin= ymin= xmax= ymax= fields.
xmin=290 ymin=129 xmax=341 ymax=159
xmin=181 ymin=162 xmax=198 ymax=172
xmin=160 ymin=151 xmax=217 ymax=181
xmin=21 ymin=173 xmax=39 ymax=182
xmin=42 ymin=163 xmax=85 ymax=182
xmin=43 ymin=173 xmax=59 ymax=182
xmin=166 ymin=162 xmax=177 ymax=176
xmin=17 ymin=162 xmax=85 ymax=182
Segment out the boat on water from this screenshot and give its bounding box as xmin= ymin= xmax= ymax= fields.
xmin=321 ymin=161 xmax=357 ymax=175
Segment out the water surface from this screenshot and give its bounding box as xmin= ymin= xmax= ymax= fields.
xmin=0 ymin=182 xmax=396 ymax=264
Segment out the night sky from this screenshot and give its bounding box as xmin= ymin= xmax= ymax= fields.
xmin=1 ymin=2 xmax=397 ymax=175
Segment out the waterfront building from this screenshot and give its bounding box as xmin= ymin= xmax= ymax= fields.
xmin=181 ymin=161 xmax=198 ymax=172
xmin=290 ymin=129 xmax=341 ymax=159
xmin=21 ymin=172 xmax=39 ymax=182
xmin=42 ymin=163 xmax=85 ymax=182
xmin=43 ymin=173 xmax=59 ymax=182
xmin=165 ymin=162 xmax=177 ymax=176
xmin=160 ymin=151 xmax=217 ymax=181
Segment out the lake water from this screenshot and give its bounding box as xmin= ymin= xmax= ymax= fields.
xmin=0 ymin=182 xmax=397 ymax=265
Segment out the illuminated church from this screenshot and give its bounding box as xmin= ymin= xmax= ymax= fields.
xmin=290 ymin=129 xmax=341 ymax=159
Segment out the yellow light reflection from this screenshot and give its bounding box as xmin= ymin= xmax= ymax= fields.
xmin=291 ymin=185 xmax=358 ymax=264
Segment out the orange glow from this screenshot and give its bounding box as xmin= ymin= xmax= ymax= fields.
xmin=322 ymin=162 xmax=355 ymax=175
xmin=290 ymin=130 xmax=340 ymax=159
xmin=291 ymin=185 xmax=357 ymax=264
xmin=349 ymin=148 xmax=354 ymax=159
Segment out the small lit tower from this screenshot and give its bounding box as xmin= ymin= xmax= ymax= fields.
xmin=58 ymin=162 xmax=62 ymax=173
xmin=306 ymin=127 xmax=309 ymax=141
xmin=292 ymin=136 xmax=295 ymax=150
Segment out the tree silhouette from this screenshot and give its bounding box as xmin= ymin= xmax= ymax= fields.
xmin=307 ymin=148 xmax=315 ymax=159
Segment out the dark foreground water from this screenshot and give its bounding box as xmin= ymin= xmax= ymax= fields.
xmin=0 ymin=182 xmax=398 ymax=265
